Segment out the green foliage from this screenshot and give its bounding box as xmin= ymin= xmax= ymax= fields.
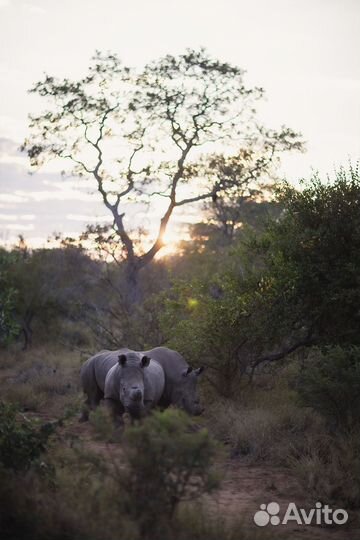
xmin=123 ymin=409 xmax=218 ymax=528
xmin=161 ymin=164 xmax=360 ymax=389
xmin=0 ymin=249 xmax=20 ymax=345
xmin=296 ymin=346 xmax=360 ymax=428
xmin=260 ymin=163 xmax=360 ymax=346
xmin=160 ymin=276 xmax=255 ymax=395
xmin=0 ymin=402 xmax=55 ymax=471
xmin=0 ymin=243 xmax=100 ymax=348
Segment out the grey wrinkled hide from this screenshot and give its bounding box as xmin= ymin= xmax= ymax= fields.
xmin=141 ymin=347 xmax=204 ymax=416
xmin=80 ymin=348 xmax=165 ymax=421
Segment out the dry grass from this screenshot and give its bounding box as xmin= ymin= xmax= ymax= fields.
xmin=288 ymin=430 xmax=360 ymax=509
xmin=0 ymin=344 xmax=85 ymax=416
xmin=204 ymin=370 xmax=324 ymax=465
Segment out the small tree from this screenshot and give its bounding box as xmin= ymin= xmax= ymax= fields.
xmin=24 ymin=49 xmax=302 ymax=307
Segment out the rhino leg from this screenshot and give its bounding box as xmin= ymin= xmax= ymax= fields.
xmin=80 ymin=385 xmax=104 ymax=422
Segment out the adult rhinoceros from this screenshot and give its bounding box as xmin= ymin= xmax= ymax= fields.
xmin=143 ymin=347 xmax=205 ymax=416
xmin=80 ymin=349 xmax=165 ymax=421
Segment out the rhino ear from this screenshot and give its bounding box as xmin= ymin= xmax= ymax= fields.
xmin=118 ymin=354 xmax=127 ymax=366
xmin=182 ymin=366 xmax=193 ymax=377
xmin=195 ymin=366 xmax=205 ymax=376
xmin=141 ymin=355 xmax=150 ymax=368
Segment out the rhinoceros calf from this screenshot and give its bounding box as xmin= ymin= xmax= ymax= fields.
xmin=80 ymin=349 xmax=165 ymax=421
xmin=141 ymin=347 xmax=205 ymax=416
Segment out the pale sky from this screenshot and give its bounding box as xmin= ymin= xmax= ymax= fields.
xmin=0 ymin=0 xmax=359 ymax=247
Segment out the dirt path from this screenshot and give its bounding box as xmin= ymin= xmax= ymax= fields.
xmin=207 ymin=459 xmax=359 ymax=540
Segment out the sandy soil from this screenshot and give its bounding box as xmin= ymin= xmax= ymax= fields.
xmin=207 ymin=459 xmax=359 ymax=539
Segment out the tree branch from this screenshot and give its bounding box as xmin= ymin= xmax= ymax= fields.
xmin=249 ymin=335 xmax=313 ymax=381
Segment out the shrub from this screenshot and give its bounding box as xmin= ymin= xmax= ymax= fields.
xmin=89 ymin=405 xmax=119 ymax=442
xmin=0 ymin=401 xmax=55 ymax=471
xmin=123 ymin=409 xmax=218 ymax=534
xmin=296 ymin=346 xmax=360 ymax=428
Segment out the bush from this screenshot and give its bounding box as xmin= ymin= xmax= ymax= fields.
xmin=0 ymin=402 xmax=55 ymax=471
xmin=123 ymin=409 xmax=218 ymax=534
xmin=296 ymin=346 xmax=360 ymax=428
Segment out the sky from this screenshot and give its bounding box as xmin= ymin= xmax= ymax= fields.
xmin=0 ymin=0 xmax=359 ymax=248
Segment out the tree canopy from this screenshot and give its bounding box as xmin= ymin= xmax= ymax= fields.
xmin=160 ymin=164 xmax=360 ymax=391
xmin=24 ymin=49 xmax=303 ymax=305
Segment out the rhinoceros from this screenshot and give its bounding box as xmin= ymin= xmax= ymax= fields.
xmin=142 ymin=347 xmax=205 ymax=416
xmin=80 ymin=348 xmax=165 ymax=421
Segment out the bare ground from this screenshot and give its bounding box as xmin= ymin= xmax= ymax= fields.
xmin=207 ymin=459 xmax=359 ymax=540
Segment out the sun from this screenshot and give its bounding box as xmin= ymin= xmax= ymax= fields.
xmin=154 ymin=228 xmax=189 ymax=259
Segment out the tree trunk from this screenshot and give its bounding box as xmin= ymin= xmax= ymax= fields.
xmin=123 ymin=260 xmax=142 ymax=309
xmin=22 ymin=311 xmax=34 ymax=350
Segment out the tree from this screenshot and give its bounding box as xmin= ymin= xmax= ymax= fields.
xmin=160 ymin=164 xmax=360 ymax=388
xmin=1 ymin=241 xmax=99 ymax=349
xmin=24 ymin=49 xmax=302 ymax=307
xmin=259 ymin=164 xmax=360 ymax=350
xmin=196 ymin=149 xmax=287 ymax=245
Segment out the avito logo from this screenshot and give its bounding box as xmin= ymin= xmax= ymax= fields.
xmin=254 ymin=501 xmax=348 ymax=527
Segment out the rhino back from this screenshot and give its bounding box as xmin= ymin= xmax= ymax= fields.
xmin=143 ymin=359 xmax=165 ymax=406
xmin=144 ymin=347 xmax=188 ymax=379
xmin=83 ymin=348 xmax=131 ymax=393
xmin=143 ymin=347 xmax=188 ymax=403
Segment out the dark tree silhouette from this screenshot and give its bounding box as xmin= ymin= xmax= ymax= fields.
xmin=23 ymin=49 xmax=303 ymax=306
